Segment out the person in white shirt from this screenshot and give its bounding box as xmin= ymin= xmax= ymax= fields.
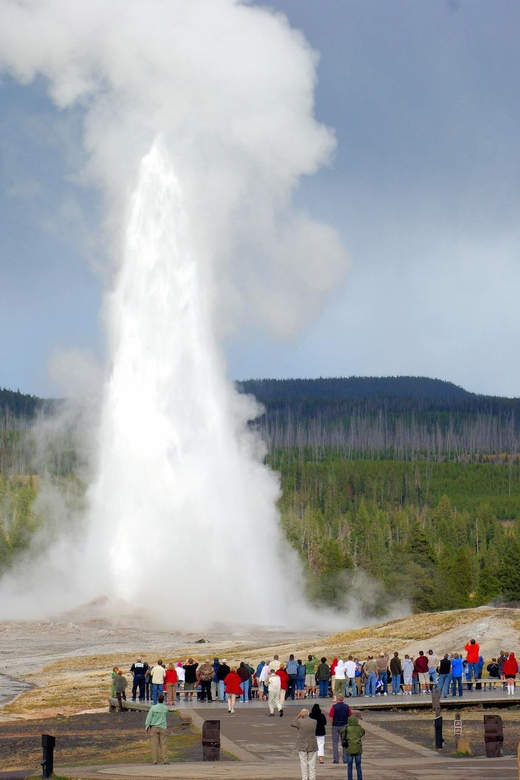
xmin=267 ymin=669 xmax=283 ymax=716
xmin=344 ymin=656 xmax=357 ymax=698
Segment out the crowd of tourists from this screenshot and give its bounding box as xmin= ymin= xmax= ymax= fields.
xmin=109 ymin=641 xmax=517 ymax=779
xmin=110 ymin=640 xmax=518 ymax=713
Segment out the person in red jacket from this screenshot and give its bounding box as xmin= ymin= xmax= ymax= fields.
xmin=164 ymin=663 xmax=178 ymax=705
xmin=276 ymin=665 xmax=289 ymax=705
xmin=503 ymin=652 xmax=518 ymax=696
xmin=464 ymin=639 xmax=480 ymax=682
xmin=224 ymin=667 xmax=243 ymax=714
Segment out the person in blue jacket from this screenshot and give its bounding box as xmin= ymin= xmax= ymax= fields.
xmin=451 ymin=654 xmax=463 ymax=697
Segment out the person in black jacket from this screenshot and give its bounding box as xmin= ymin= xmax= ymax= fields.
xmin=217 ymin=659 xmax=230 ymax=702
xmin=309 ymin=703 xmax=327 ymax=764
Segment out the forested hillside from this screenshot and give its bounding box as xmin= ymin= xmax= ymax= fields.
xmin=239 ymin=376 xmax=520 ymax=460
xmin=1 ymin=378 xmax=520 ymax=614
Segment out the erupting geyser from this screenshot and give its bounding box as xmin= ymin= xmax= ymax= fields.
xmin=83 ymin=142 xmax=292 ymax=624
xmin=0 ymin=0 xmax=348 ymax=625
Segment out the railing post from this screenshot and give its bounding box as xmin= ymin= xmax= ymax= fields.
xmin=41 ymin=734 xmax=56 ymax=779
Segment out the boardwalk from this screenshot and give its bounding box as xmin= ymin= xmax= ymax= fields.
xmin=58 ymin=697 xmax=519 ymax=780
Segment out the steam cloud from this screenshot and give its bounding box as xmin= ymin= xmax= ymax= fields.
xmin=0 ymin=0 xmax=349 ymax=626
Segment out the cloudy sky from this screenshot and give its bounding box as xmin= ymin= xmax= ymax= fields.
xmin=1 ymin=0 xmax=519 ymax=398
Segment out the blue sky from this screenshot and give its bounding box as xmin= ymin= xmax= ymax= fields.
xmin=1 ymin=0 xmax=519 ymax=397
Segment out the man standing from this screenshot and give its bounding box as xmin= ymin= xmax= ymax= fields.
xmin=344 ymin=656 xmax=357 ymax=698
xmin=305 ymin=655 xmax=316 ymax=698
xmin=286 ymin=654 xmax=298 ymax=701
xmin=437 ymin=654 xmax=452 ymax=698
xmin=465 ymin=639 xmax=480 ymax=683
xmin=415 ymin=651 xmax=430 ymax=694
xmin=145 ymin=692 xmax=169 ymax=765
xmin=217 ymin=659 xmax=230 ymax=702
xmin=150 ymin=660 xmax=167 ymax=705
xmin=130 ymin=657 xmax=149 ymax=702
xmin=364 ymin=655 xmax=377 ymax=697
xmin=427 ymin=649 xmax=439 ymax=689
xmin=389 ymin=652 xmax=402 ymax=695
xmin=376 ymin=653 xmax=389 ymax=696
xmin=328 ymin=694 xmax=351 ymax=764
xmin=197 ymin=660 xmax=214 ymax=702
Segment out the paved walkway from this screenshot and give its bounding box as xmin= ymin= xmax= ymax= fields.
xmin=56 ymin=700 xmax=519 ymax=780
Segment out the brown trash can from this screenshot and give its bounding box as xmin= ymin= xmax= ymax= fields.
xmin=484 ymin=714 xmax=503 ymax=758
xmin=202 ymin=719 xmax=221 ymax=761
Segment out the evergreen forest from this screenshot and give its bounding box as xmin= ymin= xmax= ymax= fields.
xmin=2 ymin=377 xmax=520 ymax=615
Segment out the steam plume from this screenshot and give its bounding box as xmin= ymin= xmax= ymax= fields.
xmin=0 ymin=0 xmax=348 ymax=625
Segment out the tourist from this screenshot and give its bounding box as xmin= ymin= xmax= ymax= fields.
xmin=114 ymin=669 xmax=127 ymax=712
xmin=259 ymin=661 xmax=271 ymax=701
xmin=217 ymin=659 xmax=230 ymax=702
xmin=389 ymin=652 xmax=402 ymax=695
xmin=305 ymin=654 xmax=317 ymax=698
xmin=503 ymin=652 xmax=518 ymax=695
xmin=415 ymin=651 xmax=430 ymax=694
xmin=498 ymin=650 xmax=508 ymax=688
xmin=267 ymin=668 xmax=283 ymax=716
xmin=182 ymin=657 xmax=199 ymax=702
xmin=402 ymin=655 xmax=413 ymax=695
xmin=329 ymin=694 xmax=351 ymax=764
xmin=286 ymin=654 xmax=298 ymax=700
xmin=437 ymin=654 xmax=452 ymax=698
xmin=270 ymin=654 xmax=281 ymax=671
xmin=464 ymin=639 xmax=480 ymax=683
xmin=175 ymin=662 xmax=184 ymax=701
xmin=340 ymin=714 xmax=365 ymax=780
xmin=354 ymin=659 xmax=364 ymax=696
xmin=487 ymin=658 xmax=500 ymax=679
xmin=363 ymin=655 xmax=377 ymax=697
xmin=309 ymin=702 xmax=327 ymax=764
xmin=277 ymin=664 xmax=289 ymax=704
xmin=211 ymin=658 xmax=220 ymax=702
xmin=197 ymin=660 xmax=214 ymax=702
xmin=427 ymin=649 xmax=439 ymax=689
xmin=237 ymin=661 xmax=251 ymax=702
xmin=450 ymin=653 xmax=463 ymax=697
xmin=344 ymin=656 xmax=357 ymax=698
xmin=145 ymin=665 xmax=152 ymax=701
xmin=224 ymin=665 xmax=243 ymax=713
xmin=150 ymin=661 xmax=167 ymax=705
xmin=145 ymin=692 xmax=169 ymax=765
xmin=291 ymin=708 xmax=318 ymax=780
xmin=111 ymin=666 xmax=118 ymax=698
xmin=130 ymin=657 xmax=148 ymax=702
xmin=316 ymin=657 xmax=331 ymax=698
xmin=334 ymin=659 xmax=346 ymax=697
xmin=296 ymin=659 xmax=306 ymax=699
xmin=375 ymin=653 xmax=389 ymax=695
xmin=164 ymin=663 xmax=178 ymax=705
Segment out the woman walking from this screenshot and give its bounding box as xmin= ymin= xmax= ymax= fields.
xmin=223 ymin=666 xmax=243 ymax=713
xmin=291 ymin=708 xmax=318 ymax=780
xmin=309 ymin=702 xmax=327 ymax=764
xmin=340 ymin=714 xmax=365 ymax=780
